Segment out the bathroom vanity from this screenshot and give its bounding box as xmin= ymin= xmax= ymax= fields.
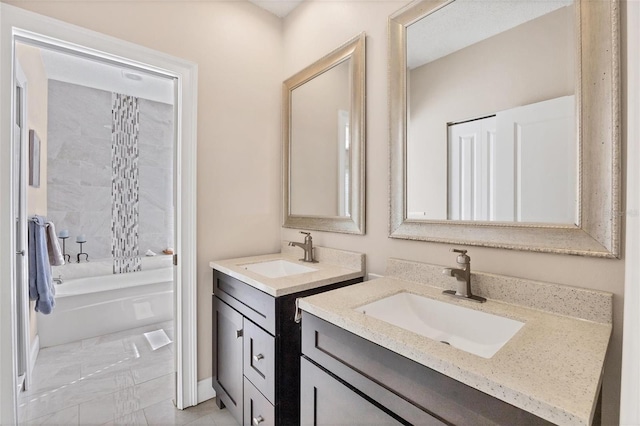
xmin=210 ymin=244 xmax=364 ymax=426
xmin=298 ymin=259 xmax=612 ymax=426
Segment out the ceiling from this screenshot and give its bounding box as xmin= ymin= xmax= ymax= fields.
xmin=38 ymin=46 xmax=175 ymax=105
xmin=248 ymin=0 xmax=303 ymax=17
xmin=407 ymin=0 xmax=573 ymax=70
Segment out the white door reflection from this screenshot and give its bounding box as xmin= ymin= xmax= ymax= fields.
xmin=446 ymin=96 xmax=576 ymax=223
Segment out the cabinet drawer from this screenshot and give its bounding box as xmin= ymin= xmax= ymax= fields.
xmin=243 ymin=319 xmax=275 ymax=403
xmin=214 ymin=270 xmax=276 ymax=335
xmin=244 ymin=377 xmax=275 ymax=426
xmin=300 ymin=357 xmax=404 ymax=426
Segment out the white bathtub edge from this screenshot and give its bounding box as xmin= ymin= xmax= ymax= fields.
xmin=197 ymin=377 xmax=216 ymax=404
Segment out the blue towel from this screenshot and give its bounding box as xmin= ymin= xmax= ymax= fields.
xmin=28 ymin=216 xmax=55 ymax=314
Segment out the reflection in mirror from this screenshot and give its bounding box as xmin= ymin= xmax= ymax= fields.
xmin=283 ymin=33 xmax=365 ymax=234
xmin=405 ymin=1 xmax=576 ymax=224
xmin=444 ymin=96 xmax=576 ymax=223
xmin=389 ymin=0 xmax=620 ymax=257
xmin=290 ymin=60 xmax=351 ymax=217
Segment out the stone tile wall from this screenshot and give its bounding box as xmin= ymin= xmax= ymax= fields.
xmin=47 ymin=80 xmax=174 ymax=265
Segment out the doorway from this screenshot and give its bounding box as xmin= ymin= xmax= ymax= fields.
xmin=1 ymin=5 xmax=199 ymax=424
xmin=15 ymin=40 xmax=179 ymax=422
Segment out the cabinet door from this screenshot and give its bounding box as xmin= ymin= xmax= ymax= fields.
xmin=213 ymin=297 xmax=244 ymax=424
xmin=300 ymin=357 xmax=403 ymax=426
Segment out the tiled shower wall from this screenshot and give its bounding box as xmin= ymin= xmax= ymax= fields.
xmin=47 ymin=80 xmax=174 ymax=264
xmin=112 ymin=93 xmax=141 ymax=273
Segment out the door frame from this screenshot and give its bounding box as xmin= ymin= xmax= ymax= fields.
xmin=0 ymin=4 xmax=199 ymax=423
xmin=621 ymin=1 xmax=640 ymax=423
xmin=13 ymin=59 xmax=31 ymax=392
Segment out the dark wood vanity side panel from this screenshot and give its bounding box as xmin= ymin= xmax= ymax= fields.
xmin=213 ymin=270 xmax=276 ymax=335
xmin=302 ymin=312 xmax=554 ymax=426
xmin=274 ymin=277 xmax=363 ymax=426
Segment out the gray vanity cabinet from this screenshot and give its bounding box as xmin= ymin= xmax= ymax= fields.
xmin=301 ymin=312 xmax=558 ymax=426
xmin=212 ymin=269 xmax=362 ymax=426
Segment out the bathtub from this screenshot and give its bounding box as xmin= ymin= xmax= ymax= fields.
xmin=37 ymin=266 xmax=174 ymax=348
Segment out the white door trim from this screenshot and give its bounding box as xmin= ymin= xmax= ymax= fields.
xmin=0 ymin=4 xmax=199 ymax=422
xmin=621 ymin=1 xmax=640 ymax=424
xmin=14 ymin=58 xmax=31 ymax=392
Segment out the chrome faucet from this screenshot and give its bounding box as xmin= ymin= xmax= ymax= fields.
xmin=288 ymin=231 xmax=317 ymax=263
xmin=442 ymin=249 xmax=485 ymax=303
xmin=53 ymin=275 xmax=64 ymax=285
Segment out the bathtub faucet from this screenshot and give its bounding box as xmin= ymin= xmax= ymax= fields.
xmin=53 ymin=275 xmax=63 ymax=285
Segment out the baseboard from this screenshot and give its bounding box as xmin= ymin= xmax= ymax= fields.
xmin=30 ymin=334 xmax=39 ymax=374
xmin=197 ymin=377 xmax=216 ymax=404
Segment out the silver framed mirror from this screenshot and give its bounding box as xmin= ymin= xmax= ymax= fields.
xmin=283 ymin=33 xmax=366 ymax=234
xmin=389 ymin=0 xmax=620 ymax=257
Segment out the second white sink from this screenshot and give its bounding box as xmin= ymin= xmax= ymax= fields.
xmin=242 ymin=259 xmax=317 ymax=279
xmin=355 ymin=292 xmax=524 ymax=358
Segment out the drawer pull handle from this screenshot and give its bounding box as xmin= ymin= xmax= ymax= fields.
xmin=236 ymin=329 xmax=243 ymax=338
xmin=253 ymin=353 xmax=264 ymax=362
xmin=253 ymin=415 xmax=264 ymax=425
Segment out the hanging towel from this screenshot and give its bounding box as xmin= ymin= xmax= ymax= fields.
xmin=45 ymin=221 xmax=65 ymax=266
xmin=28 ymin=216 xmax=55 ymax=314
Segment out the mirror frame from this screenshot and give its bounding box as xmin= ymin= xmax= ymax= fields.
xmin=389 ymin=0 xmax=620 ymax=258
xmin=283 ymin=32 xmax=366 ymax=234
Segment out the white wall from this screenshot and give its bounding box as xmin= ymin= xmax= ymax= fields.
xmin=282 ymin=2 xmax=625 ymax=425
xmin=1 ymin=0 xmax=284 ymax=382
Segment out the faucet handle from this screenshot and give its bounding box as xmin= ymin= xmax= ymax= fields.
xmin=300 ymin=231 xmax=312 ymax=242
xmin=451 ymin=248 xmax=470 ymax=265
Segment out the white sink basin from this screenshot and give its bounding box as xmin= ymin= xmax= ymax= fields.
xmin=355 ymin=292 xmax=524 ymax=358
xmin=242 ymin=259 xmax=317 ymax=279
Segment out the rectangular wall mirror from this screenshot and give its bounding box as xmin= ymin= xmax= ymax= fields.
xmin=283 ymin=33 xmax=366 ymax=234
xmin=389 ymin=0 xmax=620 ymax=257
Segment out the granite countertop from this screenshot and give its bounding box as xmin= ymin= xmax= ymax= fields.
xmin=209 ymin=244 xmax=365 ymax=297
xmin=298 ymin=270 xmax=612 ymax=426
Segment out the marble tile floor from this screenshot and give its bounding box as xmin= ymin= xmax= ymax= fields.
xmin=18 ymin=322 xmax=235 ymax=425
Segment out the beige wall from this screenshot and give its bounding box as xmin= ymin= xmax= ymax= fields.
xmin=15 ymin=42 xmax=48 ymax=346
xmin=282 ymin=1 xmax=625 ymax=424
xmin=3 ymin=0 xmax=285 ymax=381
xmin=407 ymin=6 xmax=574 ymax=218
xmin=16 ymin=43 xmax=48 ymax=218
